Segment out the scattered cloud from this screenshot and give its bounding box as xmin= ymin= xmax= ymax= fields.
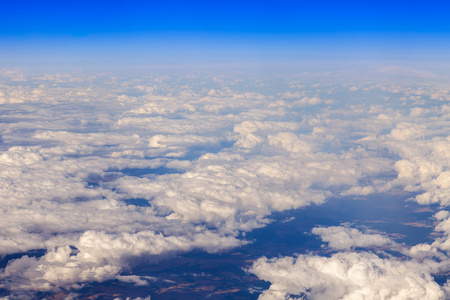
xmin=1 ymin=70 xmax=450 ymax=297
xmin=311 ymin=225 xmax=394 ymax=250
xmin=249 ymin=252 xmax=446 ymax=300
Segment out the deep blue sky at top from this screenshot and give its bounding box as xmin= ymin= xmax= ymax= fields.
xmin=1 ymin=0 xmax=449 ymax=70
xmin=2 ymin=0 xmax=449 ymax=35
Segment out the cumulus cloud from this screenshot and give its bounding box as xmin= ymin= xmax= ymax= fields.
xmin=245 ymin=77 xmax=450 ymax=300
xmin=383 ymin=123 xmax=450 ymax=206
xmin=1 ymin=70 xmax=449 ymax=298
xmin=311 ymin=225 xmax=394 ymax=250
xmin=0 ymin=230 xmax=241 ymax=292
xmin=3 ymin=72 xmax=378 ymax=296
xmin=249 ymin=252 xmax=446 ymax=300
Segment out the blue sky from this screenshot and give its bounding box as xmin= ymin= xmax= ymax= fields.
xmin=2 ymin=0 xmax=449 ymax=35
xmin=1 ymin=0 xmax=449 ymax=70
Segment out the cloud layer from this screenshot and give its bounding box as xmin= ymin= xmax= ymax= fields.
xmin=249 ymin=252 xmax=445 ymax=300
xmin=1 ymin=69 xmax=450 ymax=298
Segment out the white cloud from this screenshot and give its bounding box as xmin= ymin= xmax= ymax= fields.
xmin=0 ymin=230 xmax=241 ymax=292
xmin=386 ymin=135 xmax=450 ymax=206
xmin=311 ymin=225 xmax=394 ymax=250
xmin=1 ymin=70 xmax=450 ymax=298
xmin=249 ymin=252 xmax=446 ymax=300
xmin=294 ymin=96 xmax=323 ymax=106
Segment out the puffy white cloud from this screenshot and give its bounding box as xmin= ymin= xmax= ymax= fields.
xmin=385 ymin=134 xmax=450 ymax=206
xmin=427 ymin=210 xmax=450 ymax=253
xmin=249 ymin=252 xmax=446 ymax=300
xmin=3 ymin=72 xmax=365 ymax=295
xmin=244 ymin=77 xmax=450 ymax=300
xmin=0 ymin=230 xmax=241 ymax=292
xmin=294 ymin=97 xmax=323 ymax=106
xmin=267 ymin=132 xmax=314 ymax=153
xmin=1 ymin=70 xmax=449 ymax=298
xmin=311 ymin=225 xmax=394 ymax=250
